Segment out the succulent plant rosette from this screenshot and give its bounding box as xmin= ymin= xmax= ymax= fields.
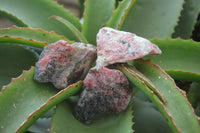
xmin=0 ymin=0 xmax=200 ymax=133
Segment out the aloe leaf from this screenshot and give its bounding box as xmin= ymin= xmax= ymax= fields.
xmin=124 ymin=65 xmax=167 ymax=104
xmin=133 ymin=98 xmax=172 ymax=133
xmin=148 ymin=38 xmax=200 ymax=82
xmin=134 ymin=60 xmax=200 ymax=132
xmin=0 ymin=43 xmax=38 ymax=89
xmin=50 ymin=16 xmax=88 ymax=44
xmin=0 ymin=26 xmax=71 ymax=44
xmin=0 ymin=10 xmax=28 ymax=27
xmin=27 ymin=118 xmax=50 ymax=133
xmin=192 ymin=19 xmax=200 ymax=41
xmin=50 ymin=101 xmax=134 ymax=133
xmin=0 ymin=0 xmax=81 ymax=40
xmin=0 ymin=36 xmax=48 ymax=49
xmin=0 ymin=67 xmax=83 ymax=133
xmin=187 ymin=82 xmax=200 ymax=108
xmin=121 ymin=0 xmax=184 ymax=38
xmin=115 ymin=64 xmax=175 ymax=130
xmin=0 ymin=67 xmax=57 ymax=133
xmin=116 ymin=60 xmax=200 ymax=133
xmin=172 ymin=0 xmax=200 ymax=39
xmin=106 ymin=0 xmax=135 ymax=30
xmin=82 ymin=0 xmax=115 ymax=44
xmin=16 ymin=81 xmax=83 ymax=133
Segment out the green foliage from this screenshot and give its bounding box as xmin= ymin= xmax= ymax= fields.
xmin=0 ymin=44 xmax=38 ymax=88
xmin=0 ymin=0 xmax=81 ymax=41
xmin=51 ymin=101 xmax=133 ymax=133
xmin=187 ymin=82 xmax=200 ymax=108
xmin=82 ymin=0 xmax=115 ymax=44
xmin=0 ymin=0 xmax=200 ymax=132
xmin=115 ymin=60 xmax=200 ymax=132
xmin=148 ymin=38 xmax=200 ymax=82
xmin=0 ymin=10 xmax=28 ymax=27
xmin=132 ymin=98 xmax=172 ymax=133
xmin=106 ymin=0 xmax=135 ymax=29
xmin=0 ymin=26 xmax=70 ymax=44
xmin=134 ymin=60 xmax=200 ymax=133
xmin=121 ymin=0 xmax=185 ymax=39
xmin=0 ymin=68 xmax=58 ymax=133
xmin=172 ymin=0 xmax=200 ymax=39
xmin=0 ymin=26 xmax=71 ymax=48
xmin=0 ymin=67 xmax=82 ymax=133
xmin=51 ymin=16 xmax=88 ymax=44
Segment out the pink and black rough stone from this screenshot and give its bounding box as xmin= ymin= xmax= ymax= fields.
xmin=34 ymin=40 xmax=97 ymax=89
xmin=96 ymin=27 xmax=162 ymax=67
xmin=75 ymin=66 xmax=132 ymax=124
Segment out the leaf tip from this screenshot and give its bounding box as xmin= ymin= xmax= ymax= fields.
xmin=118 ymin=1 xmax=121 ymax=5
xmin=10 ymin=25 xmax=17 ymax=29
xmin=83 ymin=0 xmax=86 ymax=6
xmin=48 ymin=15 xmax=56 ymax=20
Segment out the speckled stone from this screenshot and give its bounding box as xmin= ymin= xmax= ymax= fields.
xmin=96 ymin=27 xmax=162 ymax=67
xmin=34 ymin=40 xmax=97 ymax=89
xmin=75 ymin=66 xmax=132 ymax=124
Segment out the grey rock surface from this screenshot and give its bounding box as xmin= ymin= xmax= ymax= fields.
xmin=34 ymin=40 xmax=96 ymax=89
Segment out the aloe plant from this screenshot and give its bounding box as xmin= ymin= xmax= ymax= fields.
xmin=0 ymin=0 xmax=200 ymax=133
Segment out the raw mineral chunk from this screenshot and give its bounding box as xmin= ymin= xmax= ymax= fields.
xmin=75 ymin=66 xmax=132 ymax=124
xmin=34 ymin=40 xmax=97 ymax=89
xmin=96 ymin=27 xmax=162 ymax=66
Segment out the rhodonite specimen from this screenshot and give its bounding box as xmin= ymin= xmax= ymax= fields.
xmin=75 ymin=66 xmax=132 ymax=124
xmin=34 ymin=40 xmax=97 ymax=89
xmin=96 ymin=27 xmax=162 ymax=67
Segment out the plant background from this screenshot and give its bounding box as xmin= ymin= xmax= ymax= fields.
xmin=0 ymin=0 xmax=81 ymax=28
xmin=0 ymin=1 xmax=81 ymax=133
xmin=0 ymin=0 xmax=200 ymax=133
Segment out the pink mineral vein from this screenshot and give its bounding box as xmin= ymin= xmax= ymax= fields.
xmin=96 ymin=27 xmax=162 ymax=67
xmin=75 ymin=66 xmax=132 ymax=124
xmin=34 ymin=40 xmax=97 ymax=89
